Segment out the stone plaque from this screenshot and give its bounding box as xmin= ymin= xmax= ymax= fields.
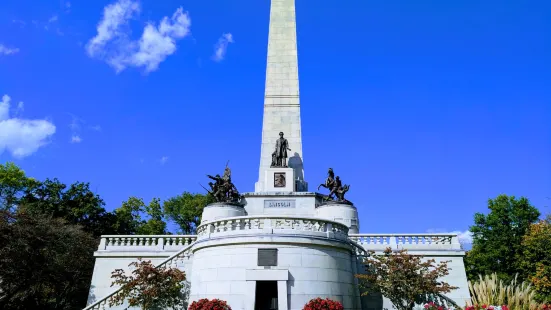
xmin=274 ymin=172 xmax=286 ymax=187
xmin=264 ymin=200 xmax=296 ymax=208
xmin=258 ymin=249 xmax=278 ymax=266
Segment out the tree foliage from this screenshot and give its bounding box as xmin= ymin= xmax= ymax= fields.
xmin=518 ymin=215 xmax=551 ymax=302
xmin=113 ymin=196 xmax=167 ymax=235
xmin=109 ymin=259 xmax=187 ymax=310
xmin=0 ymin=162 xmax=35 ymax=211
xmin=355 ymin=247 xmax=457 ymax=310
xmin=19 ymin=178 xmax=117 ymax=237
xmin=163 ymin=192 xmax=214 ymax=234
xmin=0 ymin=210 xmax=97 ymax=310
xmin=465 ymin=195 xmax=540 ymax=282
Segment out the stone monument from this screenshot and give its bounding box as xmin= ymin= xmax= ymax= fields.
xmin=84 ymin=0 xmax=471 ymax=309
xmin=254 ymin=0 xmax=307 ymax=193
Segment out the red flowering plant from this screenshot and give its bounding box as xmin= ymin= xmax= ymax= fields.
xmin=541 ymin=304 xmax=551 ymax=310
xmin=465 ymin=305 xmax=509 ymax=310
xmin=188 ymin=298 xmax=232 ymax=310
xmin=303 ymin=297 xmax=344 ymax=310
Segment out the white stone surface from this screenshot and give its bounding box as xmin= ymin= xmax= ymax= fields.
xmin=263 ymin=167 xmax=295 ymax=192
xmin=201 ymin=203 xmax=247 ymax=223
xmin=316 ymin=203 xmax=360 ymax=234
xmin=256 ymin=0 xmax=307 ymax=192
xmin=189 ymin=243 xmax=359 ymax=310
xmin=86 ymin=232 xmax=470 ymax=310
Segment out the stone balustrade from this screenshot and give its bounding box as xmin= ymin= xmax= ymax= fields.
xmin=97 ymin=235 xmax=197 ymax=252
xmin=197 ymin=215 xmax=350 ymax=241
xmin=348 ymin=233 xmax=462 ymax=251
xmin=95 ymin=232 xmax=462 ymax=253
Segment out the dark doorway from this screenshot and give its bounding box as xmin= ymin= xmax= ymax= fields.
xmin=254 ymin=281 xmax=278 ymax=310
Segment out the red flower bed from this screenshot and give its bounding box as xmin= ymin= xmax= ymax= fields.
xmin=303 ymin=297 xmax=344 ymax=310
xmin=465 ymin=305 xmax=510 ymax=310
xmin=188 ymin=298 xmax=232 ymax=310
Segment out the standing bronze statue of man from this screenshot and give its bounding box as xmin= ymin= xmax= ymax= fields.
xmin=271 ymin=132 xmax=291 ymax=168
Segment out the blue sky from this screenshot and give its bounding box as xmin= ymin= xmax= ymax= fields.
xmin=0 ymin=0 xmax=549 ymax=242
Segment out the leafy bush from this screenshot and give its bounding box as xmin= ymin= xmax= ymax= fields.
xmin=303 ymin=297 xmax=344 ymax=310
xmin=356 ymin=247 xmax=457 ymax=310
xmin=188 ymin=298 xmax=232 ymax=310
xmin=109 ymin=259 xmax=187 ymax=310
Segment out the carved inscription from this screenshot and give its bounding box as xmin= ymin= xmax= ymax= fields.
xmin=264 ymin=200 xmax=296 ymax=208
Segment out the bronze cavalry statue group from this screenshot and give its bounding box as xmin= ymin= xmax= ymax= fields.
xmin=317 ymin=168 xmax=351 ymax=203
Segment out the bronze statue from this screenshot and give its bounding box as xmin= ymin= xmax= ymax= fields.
xmin=271 ymin=132 xmax=291 ymax=168
xmin=270 ymin=151 xmax=277 ymax=167
xmin=318 ymin=168 xmax=350 ymax=203
xmin=202 ymin=164 xmax=242 ymax=203
xmin=318 ymin=168 xmax=335 ymax=191
xmin=332 ymin=176 xmax=350 ymax=202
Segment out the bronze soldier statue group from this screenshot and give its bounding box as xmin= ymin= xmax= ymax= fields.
xmin=202 ymin=132 xmax=351 ymax=204
xmin=203 ymin=164 xmax=242 ymax=203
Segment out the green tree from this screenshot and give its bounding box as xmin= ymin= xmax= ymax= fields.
xmin=518 ymin=214 xmax=551 ymax=302
xmin=113 ymin=197 xmax=167 ymax=235
xmin=163 ymin=192 xmax=214 ymax=234
xmin=109 ymin=259 xmax=187 ymax=310
xmin=356 ymin=247 xmax=457 ymax=310
xmin=139 ymin=197 xmax=167 ymax=235
xmin=19 ymin=178 xmax=117 ymax=237
xmin=465 ymin=194 xmax=540 ymax=282
xmin=0 ymin=210 xmax=97 ymax=310
xmin=0 ymin=162 xmax=36 ymax=211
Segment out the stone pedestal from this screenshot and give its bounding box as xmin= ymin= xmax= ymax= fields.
xmin=260 ymin=167 xmax=295 ymax=192
xmin=201 ymin=202 xmax=247 ymax=224
xmin=315 ymin=201 xmax=359 ymax=234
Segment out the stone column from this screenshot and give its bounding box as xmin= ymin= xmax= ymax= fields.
xmin=255 ymin=0 xmax=307 ymax=192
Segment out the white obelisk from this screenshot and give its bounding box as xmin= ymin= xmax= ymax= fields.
xmin=255 ymin=0 xmax=307 ymax=192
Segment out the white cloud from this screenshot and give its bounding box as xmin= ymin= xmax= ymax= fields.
xmin=68 ymin=114 xmax=85 ymax=142
xmin=160 ymin=156 xmax=169 ymax=164
xmin=48 ymin=15 xmax=58 ymax=23
xmin=426 ymin=228 xmax=473 ymax=245
xmin=453 ymin=230 xmax=473 ymax=245
xmin=86 ymin=0 xmax=191 ymax=73
xmin=12 ymin=19 xmax=26 ymax=28
xmin=0 ymin=94 xmax=56 ymax=158
xmin=0 ymin=44 xmax=19 ymax=55
xmin=71 ymin=135 xmax=82 ymax=143
xmin=212 ymin=33 xmax=233 ymax=62
xmin=90 ymin=125 xmax=102 ymax=131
